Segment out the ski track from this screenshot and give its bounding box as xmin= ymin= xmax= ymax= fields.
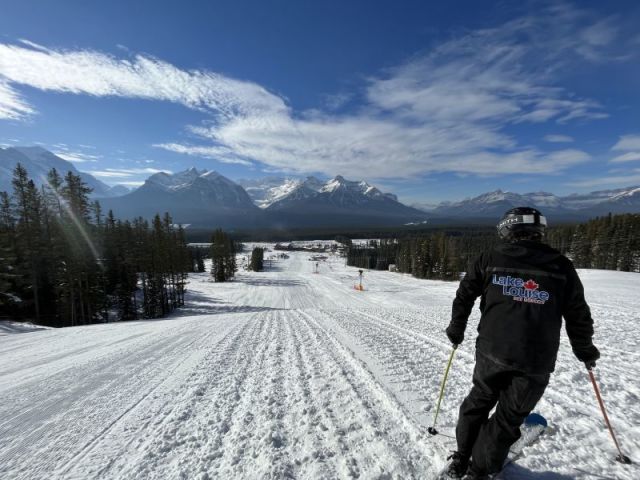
xmin=0 ymin=248 xmax=638 ymax=479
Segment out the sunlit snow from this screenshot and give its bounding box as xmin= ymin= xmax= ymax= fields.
xmin=0 ymin=246 xmax=638 ymax=479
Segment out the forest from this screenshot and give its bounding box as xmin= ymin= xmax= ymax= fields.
xmin=0 ymin=164 xmax=192 ymax=326
xmin=346 ymin=213 xmax=640 ymax=280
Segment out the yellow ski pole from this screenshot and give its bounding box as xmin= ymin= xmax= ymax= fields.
xmin=428 ymin=345 xmax=458 ymax=435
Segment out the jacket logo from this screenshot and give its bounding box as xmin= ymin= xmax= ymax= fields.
xmin=492 ymin=275 xmax=550 ymax=304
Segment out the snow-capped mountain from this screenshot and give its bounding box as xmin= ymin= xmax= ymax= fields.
xmin=239 ymin=175 xmax=407 ymax=220
xmin=428 ymin=187 xmax=640 ymax=218
xmin=430 ymin=190 xmax=563 ymax=217
xmin=0 ymin=146 xmax=125 ymax=198
xmin=246 ymin=175 xmax=399 ymax=210
xmin=262 ymin=175 xmax=427 ymax=227
xmin=99 ymin=168 xmax=261 ymax=227
xmin=141 ymin=168 xmax=254 ymax=207
xmin=561 ymin=186 xmax=640 ymax=212
xmin=238 ymin=176 xmax=324 ymax=209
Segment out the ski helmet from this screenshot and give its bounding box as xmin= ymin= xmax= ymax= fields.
xmin=497 ymin=207 xmax=547 ymax=241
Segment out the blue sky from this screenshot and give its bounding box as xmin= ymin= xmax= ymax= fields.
xmin=0 ymin=0 xmax=639 ymax=205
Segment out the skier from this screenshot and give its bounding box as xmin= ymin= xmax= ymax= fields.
xmin=444 ymin=207 xmax=600 ymax=479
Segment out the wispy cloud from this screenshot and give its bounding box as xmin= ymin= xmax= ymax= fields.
xmin=323 ymin=92 xmax=352 ymax=110
xmin=609 ymin=134 xmax=640 ymax=164
xmin=567 ymin=170 xmax=640 ymax=188
xmin=116 ymin=180 xmax=145 ymax=187
xmin=54 ymin=151 xmax=100 ymax=163
xmin=153 ymin=143 xmax=252 ymax=166
xmin=611 ymin=152 xmax=640 ymax=163
xmin=612 ymin=134 xmax=640 ymax=151
xmin=48 ymin=143 xmax=102 ymax=163
xmin=0 ymin=3 xmax=634 ymax=179
xmin=0 ymin=42 xmax=285 ymax=118
xmin=0 ymin=80 xmax=34 ymax=119
xmin=87 ymin=167 xmax=168 ymax=178
xmin=544 ymin=134 xmax=574 ymax=143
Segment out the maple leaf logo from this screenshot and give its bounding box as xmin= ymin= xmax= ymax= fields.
xmin=523 ymin=279 xmax=539 ymax=291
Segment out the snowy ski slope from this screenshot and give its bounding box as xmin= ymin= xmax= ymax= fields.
xmin=0 ymin=247 xmax=638 ymax=479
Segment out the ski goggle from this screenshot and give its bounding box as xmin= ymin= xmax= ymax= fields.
xmin=497 ymin=213 xmax=547 ymax=231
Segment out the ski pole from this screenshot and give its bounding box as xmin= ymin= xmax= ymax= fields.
xmin=428 ymin=344 xmax=458 ymax=435
xmin=587 ymin=367 xmax=632 ymax=464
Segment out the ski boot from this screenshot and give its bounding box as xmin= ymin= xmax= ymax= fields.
xmin=444 ymin=451 xmax=470 ymax=479
xmin=461 ymin=465 xmax=491 ymax=480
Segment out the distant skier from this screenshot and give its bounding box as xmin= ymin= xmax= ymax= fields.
xmin=444 ymin=207 xmax=600 ymax=479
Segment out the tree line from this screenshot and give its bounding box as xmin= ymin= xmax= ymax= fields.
xmin=0 ymin=164 xmax=192 ymax=326
xmin=546 ymin=213 xmax=640 ymax=271
xmin=346 ymin=233 xmax=496 ymax=281
xmin=346 ymin=213 xmax=640 ymax=280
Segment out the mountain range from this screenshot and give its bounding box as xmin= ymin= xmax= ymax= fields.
xmin=0 ymin=146 xmax=129 ymax=198
xmin=101 ymin=170 xmax=426 ymax=228
xmin=2 ymin=146 xmax=640 ymax=229
xmin=427 ymin=187 xmax=640 ymax=218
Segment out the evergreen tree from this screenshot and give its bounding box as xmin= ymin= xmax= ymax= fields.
xmin=0 ymin=191 xmax=19 ymax=307
xmin=12 ymin=165 xmax=46 ymax=322
xmin=210 ymin=229 xmax=236 ymax=282
xmin=0 ymin=166 xmax=192 ymax=325
xmin=249 ymin=247 xmax=264 ymax=271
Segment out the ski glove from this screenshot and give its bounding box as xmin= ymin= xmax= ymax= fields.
xmin=574 ymin=344 xmax=600 ymax=364
xmin=446 ymin=325 xmax=464 ymax=346
xmin=584 ymin=360 xmax=597 ymax=370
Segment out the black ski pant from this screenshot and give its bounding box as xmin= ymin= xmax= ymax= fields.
xmin=455 ymin=353 xmax=549 ymax=474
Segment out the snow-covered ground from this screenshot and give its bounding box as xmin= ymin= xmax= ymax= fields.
xmin=0 ymin=320 xmax=52 ymax=336
xmin=0 ymin=249 xmax=638 ymax=479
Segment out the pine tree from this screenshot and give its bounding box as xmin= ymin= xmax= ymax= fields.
xmin=0 ymin=191 xmax=19 ymax=308
xmin=12 ymin=165 xmax=46 ymax=322
xmin=210 ymin=229 xmax=236 ymax=282
xmin=249 ymin=247 xmax=264 ymax=271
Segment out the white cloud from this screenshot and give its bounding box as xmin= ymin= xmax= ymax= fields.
xmin=544 ymin=134 xmax=574 ymax=143
xmin=610 ymin=152 xmax=640 ymax=163
xmin=0 ymin=80 xmax=34 ymax=119
xmin=609 ymin=134 xmax=640 ymax=164
xmin=0 ymin=3 xmax=628 ymax=179
xmin=612 ymin=134 xmax=640 ymax=151
xmin=0 ymin=42 xmax=286 ymax=118
xmin=87 ymin=167 xmax=169 ymax=178
xmin=153 ymin=143 xmax=252 ymax=166
xmin=115 ymin=180 xmax=145 ymax=187
xmin=17 ymin=39 xmax=50 ymax=52
xmin=54 ymin=150 xmax=100 ymax=163
xmin=323 ymin=92 xmax=352 ymax=110
xmin=567 ymin=170 xmax=640 ymax=188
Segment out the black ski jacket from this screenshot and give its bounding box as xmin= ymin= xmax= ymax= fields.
xmin=449 ymin=240 xmax=598 ymax=374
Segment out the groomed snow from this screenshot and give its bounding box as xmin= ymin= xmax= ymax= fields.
xmin=0 ymin=247 xmax=638 ymax=479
